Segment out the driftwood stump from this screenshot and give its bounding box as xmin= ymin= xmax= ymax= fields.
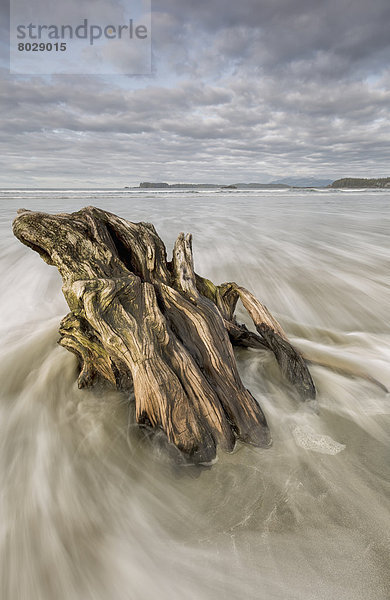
xmin=13 ymin=206 xmax=315 ymax=464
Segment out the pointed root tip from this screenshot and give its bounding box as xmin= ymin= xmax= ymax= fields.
xmin=239 ymin=424 xmax=273 ymax=449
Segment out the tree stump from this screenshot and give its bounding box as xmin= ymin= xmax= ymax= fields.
xmin=13 ymin=206 xmax=316 ymax=464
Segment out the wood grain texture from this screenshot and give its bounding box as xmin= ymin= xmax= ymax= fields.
xmin=13 ymin=206 xmax=316 ymax=464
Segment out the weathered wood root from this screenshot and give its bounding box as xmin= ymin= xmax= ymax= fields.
xmin=13 ymin=206 xmax=316 ymax=464
xmin=195 ymin=278 xmax=316 ymax=398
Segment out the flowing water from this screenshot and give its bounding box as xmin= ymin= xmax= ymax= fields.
xmin=0 ymin=189 xmax=389 ymax=600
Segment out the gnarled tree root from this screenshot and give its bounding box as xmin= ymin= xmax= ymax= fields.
xmin=13 ymin=206 xmax=316 ymax=464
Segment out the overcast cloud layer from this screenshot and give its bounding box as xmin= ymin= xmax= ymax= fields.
xmin=1 ymin=0 xmax=390 ymax=186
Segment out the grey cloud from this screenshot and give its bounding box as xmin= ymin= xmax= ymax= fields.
xmin=1 ymin=0 xmax=390 ymax=185
xmin=154 ymin=0 xmax=390 ymax=80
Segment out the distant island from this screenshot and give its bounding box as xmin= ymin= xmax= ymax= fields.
xmin=139 ymin=181 xmax=290 ymax=189
xmin=329 ymin=177 xmax=390 ymax=188
xmin=124 ymin=177 xmax=390 ymax=190
xmin=138 ymin=177 xmax=334 ymax=189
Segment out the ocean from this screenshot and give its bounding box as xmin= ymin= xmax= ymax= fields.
xmin=0 ymin=188 xmax=389 ymax=600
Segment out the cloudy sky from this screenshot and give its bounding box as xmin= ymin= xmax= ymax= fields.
xmin=1 ymin=0 xmax=390 ymax=187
